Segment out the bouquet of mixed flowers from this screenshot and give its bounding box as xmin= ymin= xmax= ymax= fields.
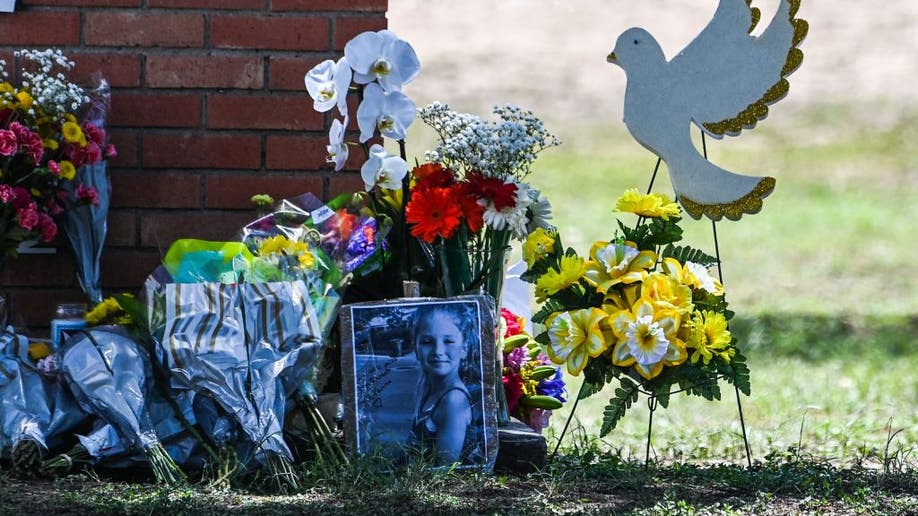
xmin=305 ymin=30 xmax=559 ymax=303
xmin=0 ymin=49 xmax=115 ymax=262
xmin=521 ymin=189 xmax=750 ymax=435
xmin=499 ymin=308 xmax=566 ymax=433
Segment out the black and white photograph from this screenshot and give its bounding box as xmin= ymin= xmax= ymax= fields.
xmin=339 ymin=296 xmax=497 ymax=469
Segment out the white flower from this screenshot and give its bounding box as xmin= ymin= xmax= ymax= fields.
xmin=326 ymin=117 xmax=349 ymax=171
xmin=355 ymin=83 xmax=416 ymax=143
xmin=305 ymin=58 xmax=352 ymax=115
xmin=625 ymin=315 xmax=670 ymax=366
xmin=526 ymin=188 xmax=553 ymax=232
xmin=482 ymin=181 xmax=535 ymax=239
xmin=344 ymin=30 xmax=420 ymax=91
xmin=360 ymin=144 xmax=408 ymax=191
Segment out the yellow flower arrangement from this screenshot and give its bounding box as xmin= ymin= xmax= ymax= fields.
xmin=521 ymin=188 xmax=749 ymax=434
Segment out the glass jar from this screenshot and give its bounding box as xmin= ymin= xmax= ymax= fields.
xmin=51 ymin=302 xmax=87 ymax=350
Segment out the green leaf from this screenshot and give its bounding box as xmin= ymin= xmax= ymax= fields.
xmin=646 ymin=217 xmax=683 ymax=246
xmin=722 ymin=350 xmax=752 ymax=396
xmin=600 ymin=378 xmax=640 ymax=436
xmin=531 ymin=297 xmax=566 ymax=324
xmin=661 ymin=244 xmax=718 ymax=267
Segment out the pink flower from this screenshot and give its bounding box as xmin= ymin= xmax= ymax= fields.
xmin=22 ymin=131 xmax=44 ymax=164
xmin=104 ymin=143 xmax=117 ymax=158
xmin=17 ymin=203 xmax=40 ymax=231
xmin=9 ymin=187 xmax=32 ymax=210
xmin=0 ymin=129 xmax=18 ymax=156
xmin=38 ymin=213 xmax=57 ymax=242
xmin=66 ymin=141 xmax=102 ymax=167
xmin=522 ymin=408 xmax=553 ymax=433
xmin=8 ymin=121 xmax=30 ymax=140
xmin=45 ymin=198 xmax=64 ymax=216
xmin=82 ymin=122 xmax=106 ymax=146
xmin=0 ymin=184 xmax=13 ymax=203
xmin=76 ymin=184 xmax=100 ymax=206
xmin=47 ymin=160 xmax=61 ymax=176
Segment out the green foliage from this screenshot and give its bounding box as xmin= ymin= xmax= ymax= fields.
xmin=600 ymin=377 xmax=640 ymax=436
xmin=661 ymin=243 xmax=717 ymax=267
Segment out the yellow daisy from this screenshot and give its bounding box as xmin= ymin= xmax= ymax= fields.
xmin=534 ymin=254 xmax=585 ymax=302
xmin=615 ymin=188 xmax=681 ymax=220
xmin=59 ymin=160 xmax=77 ymax=180
xmin=522 ymin=227 xmax=555 ymax=267
xmin=62 ymin=121 xmax=85 ymax=144
xmin=684 ymin=310 xmax=732 ymax=364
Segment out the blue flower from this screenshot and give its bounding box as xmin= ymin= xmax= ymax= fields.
xmin=537 ymin=369 xmax=566 ymax=402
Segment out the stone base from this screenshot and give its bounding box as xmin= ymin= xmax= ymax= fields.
xmin=494 ymin=418 xmax=547 ymax=474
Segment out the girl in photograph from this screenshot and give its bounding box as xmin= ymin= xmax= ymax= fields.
xmin=408 ymin=304 xmax=474 ymax=464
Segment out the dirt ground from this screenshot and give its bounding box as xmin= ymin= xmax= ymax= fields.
xmin=389 ymin=0 xmax=918 ymax=129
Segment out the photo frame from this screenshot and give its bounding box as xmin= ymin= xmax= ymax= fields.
xmin=339 ymin=295 xmax=498 ymax=471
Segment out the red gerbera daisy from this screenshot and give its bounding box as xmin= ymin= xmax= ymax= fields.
xmin=456 ymin=184 xmax=485 ymax=233
xmin=406 ymin=186 xmax=463 ymax=243
xmin=412 ymin=162 xmax=455 ymax=191
xmin=466 ymin=171 xmax=517 ymax=210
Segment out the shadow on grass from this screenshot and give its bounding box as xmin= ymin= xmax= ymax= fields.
xmin=731 ymin=312 xmax=918 ymax=360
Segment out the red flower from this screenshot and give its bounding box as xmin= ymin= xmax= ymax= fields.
xmin=412 ymin=162 xmax=455 ymax=191
xmin=467 ymin=171 xmax=517 ymax=210
xmin=38 ymin=213 xmax=57 ymax=242
xmin=503 ymin=373 xmax=524 ymax=414
xmin=405 ymin=186 xmax=463 ymax=243
xmin=82 ymin=122 xmax=106 ymax=146
xmin=76 ymin=184 xmax=100 ymax=206
xmin=501 ymin=308 xmax=523 ymax=338
xmin=456 ymin=184 xmax=485 ymax=233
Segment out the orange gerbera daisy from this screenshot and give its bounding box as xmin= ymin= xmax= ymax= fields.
xmin=406 ymin=186 xmax=463 ymax=243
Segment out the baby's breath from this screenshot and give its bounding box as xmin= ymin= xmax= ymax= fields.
xmin=13 ymin=48 xmax=87 ymax=119
xmin=419 ymin=101 xmax=560 ymax=180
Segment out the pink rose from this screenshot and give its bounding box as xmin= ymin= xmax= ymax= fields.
xmin=82 ymin=122 xmax=106 ymax=146
xmin=17 ymin=203 xmax=39 ymax=231
xmin=10 ymin=187 xmax=32 ymax=210
xmin=0 ymin=129 xmax=18 ymax=156
xmin=76 ymin=184 xmax=100 ymax=206
xmin=38 ymin=213 xmax=57 ymax=242
xmin=22 ymin=131 xmax=44 ymax=164
xmin=0 ymin=184 xmax=13 ymax=203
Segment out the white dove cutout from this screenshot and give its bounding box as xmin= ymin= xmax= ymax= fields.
xmin=607 ymin=0 xmax=808 ymax=220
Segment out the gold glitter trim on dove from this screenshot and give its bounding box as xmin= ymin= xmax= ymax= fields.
xmin=703 ymin=0 xmax=808 ymax=138
xmin=680 ymin=176 xmax=776 ymax=221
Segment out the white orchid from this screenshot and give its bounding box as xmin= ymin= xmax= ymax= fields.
xmin=344 ymin=30 xmax=420 ymax=91
xmin=355 ymin=83 xmax=416 ymax=143
xmin=360 ymin=144 xmax=408 ymax=191
xmin=326 ymin=117 xmax=349 ymax=171
xmin=304 ymin=57 xmax=352 ymax=115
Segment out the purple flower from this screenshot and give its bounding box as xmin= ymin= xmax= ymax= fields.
xmin=504 ymin=346 xmax=528 ymax=371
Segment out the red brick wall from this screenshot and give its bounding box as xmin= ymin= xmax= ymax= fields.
xmin=0 ymin=1 xmax=386 ymax=328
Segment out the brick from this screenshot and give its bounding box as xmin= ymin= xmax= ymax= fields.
xmin=99 ymin=249 xmax=164 ymax=289
xmin=86 ymin=12 xmax=205 ymax=48
xmin=139 ymin=211 xmax=255 ymax=247
xmin=143 ymin=132 xmax=262 ymax=169
xmin=206 ymin=94 xmax=321 ymax=130
xmin=4 ymin=288 xmax=87 ymax=329
xmin=24 ymin=0 xmax=139 ymax=6
xmin=204 ymin=173 xmax=323 ymax=208
xmin=212 ymin=15 xmax=328 ymax=51
xmin=333 ymin=16 xmax=387 ymax=50
xmin=106 ymin=210 xmax=137 ymax=246
xmin=268 ymin=55 xmax=329 ymax=91
xmin=149 ymin=0 xmax=263 ymax=8
xmin=0 ymin=12 xmax=81 ymax=46
xmin=71 ymin=53 xmax=143 ymax=88
xmin=327 ymin=172 xmax=366 ymax=200
xmin=111 ymin=92 xmax=202 ymax=128
xmin=110 ymin=171 xmax=202 ymax=208
xmin=108 ymin=129 xmax=139 ymax=168
xmin=272 ymin=0 xmax=387 ymax=12
xmin=146 ymin=55 xmax=264 ymax=89
xmin=2 ymin=253 xmax=76 ymax=287
xmin=265 ymin=134 xmax=326 ymax=170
